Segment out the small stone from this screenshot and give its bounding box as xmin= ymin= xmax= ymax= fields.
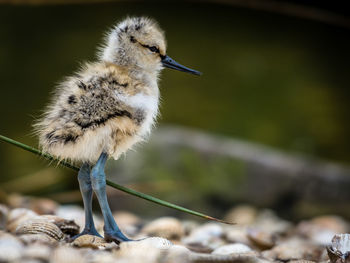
xmin=262 ymin=238 xmax=324 ymax=262
xmin=19 ymin=233 xmax=58 ymax=245
xmin=0 ymin=230 xmax=24 ymax=262
xmin=225 ymin=225 xmax=252 ymax=245
xmin=247 ymin=228 xmax=276 ymax=250
xmin=327 ymin=233 xmax=350 ymax=263
xmin=113 ymin=211 xmax=141 ymax=226
xmin=113 ymin=211 xmax=141 ymax=237
xmin=72 ymin=234 xmax=118 ymax=250
xmin=50 ymin=246 xmax=85 ymax=263
xmin=31 ymin=198 xmax=58 ymax=215
xmin=183 ymin=223 xmax=225 ymax=252
xmin=254 ymin=209 xmax=292 ymax=235
xmin=6 ymin=208 xmax=38 ymax=233
xmin=289 ymin=261 xmax=317 ymax=263
xmin=41 ymin=215 xmax=80 ymax=237
xmin=23 ymin=243 xmax=51 ymax=261
xmin=160 ymin=245 xmax=190 ymax=263
xmin=55 ymin=205 xmax=86 ymax=229
xmin=224 ymin=205 xmax=258 ymax=225
xmin=141 ymin=217 xmax=184 ymax=240
xmin=116 ymin=237 xmax=173 ymax=263
xmin=15 ymin=218 xmax=64 ymax=241
xmin=88 ymin=250 xmax=117 ymax=263
xmin=189 ymin=251 xmax=268 ymax=263
xmin=312 ymin=216 xmax=349 ymax=233
xmin=212 ymin=243 xmax=252 ymax=255
xmin=6 ymin=194 xmax=58 ymax=214
xmin=297 ymin=216 xmax=349 ymax=246
xmin=181 ymin=220 xmax=199 ymax=235
xmin=119 ymin=237 xmax=173 ymax=252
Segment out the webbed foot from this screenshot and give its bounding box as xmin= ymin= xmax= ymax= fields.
xmin=104 ymin=230 xmax=133 ymax=244
xmin=70 ymin=227 xmax=102 ymax=242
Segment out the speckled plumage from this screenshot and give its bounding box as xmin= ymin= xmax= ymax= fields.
xmin=35 ymin=17 xmax=165 ymax=163
xmin=34 ymin=17 xmax=200 ymax=243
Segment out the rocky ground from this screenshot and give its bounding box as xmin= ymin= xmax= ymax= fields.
xmin=0 ymin=194 xmax=349 ymax=263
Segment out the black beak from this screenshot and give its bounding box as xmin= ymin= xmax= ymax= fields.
xmin=161 ymin=55 xmax=202 ymax=76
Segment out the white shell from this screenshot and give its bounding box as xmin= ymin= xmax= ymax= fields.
xmin=224 ymin=205 xmax=258 ymax=225
xmin=160 ymin=245 xmax=191 ymax=263
xmin=327 ymin=234 xmax=350 ymax=263
xmin=183 ymin=223 xmax=225 ymax=252
xmin=141 ymin=217 xmax=184 ymax=240
xmin=15 ymin=218 xmax=64 ymax=241
xmin=50 ymin=246 xmax=85 ymax=263
xmin=55 ymin=205 xmax=86 ymax=229
xmin=19 ymin=233 xmax=58 ymax=245
xmin=225 ymin=225 xmax=251 ymax=245
xmin=247 ymin=228 xmax=276 ymax=249
xmin=0 ymin=231 xmax=24 ymax=262
xmin=23 ymin=244 xmax=51 ymax=261
xmin=188 ymin=251 xmax=269 ymax=263
xmin=297 ymin=216 xmax=349 ymax=246
xmin=6 ymin=208 xmax=38 ymax=233
xmin=40 ymin=215 xmax=80 ymax=236
xmin=120 ymin=237 xmax=173 ymax=254
xmin=262 ymin=238 xmax=323 ymax=262
xmin=72 ymin=234 xmax=118 ymax=250
xmin=212 ymin=243 xmax=252 ymax=255
xmin=116 ymin=237 xmax=173 ymax=263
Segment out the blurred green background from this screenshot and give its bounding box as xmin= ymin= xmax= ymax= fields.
xmin=0 ymin=1 xmax=349 ymax=220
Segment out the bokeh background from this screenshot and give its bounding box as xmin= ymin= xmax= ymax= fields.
xmin=0 ymin=0 xmax=349 ymax=222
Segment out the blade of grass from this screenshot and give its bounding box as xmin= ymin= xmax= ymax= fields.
xmin=0 ymin=134 xmax=234 ymax=224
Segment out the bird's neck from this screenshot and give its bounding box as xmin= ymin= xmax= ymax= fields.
xmin=132 ymin=67 xmax=159 ymax=86
xmin=103 ymin=59 xmax=160 ymax=95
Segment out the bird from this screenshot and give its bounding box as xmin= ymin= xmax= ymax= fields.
xmin=34 ymin=16 xmax=201 ymax=243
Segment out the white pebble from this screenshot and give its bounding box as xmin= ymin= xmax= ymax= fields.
xmin=212 ymin=243 xmax=252 ymax=255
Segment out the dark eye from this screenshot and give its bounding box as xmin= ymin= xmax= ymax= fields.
xmin=149 ymin=46 xmax=159 ymax=53
xmin=130 ymin=36 xmax=136 ymax=43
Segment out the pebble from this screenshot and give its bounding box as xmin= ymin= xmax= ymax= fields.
xmin=0 ymin=204 xmax=8 ymax=230
xmin=22 ymin=243 xmax=51 ymax=261
xmin=19 ymin=233 xmax=58 ymax=245
xmin=247 ymin=227 xmax=276 ymax=250
xmin=183 ymin=222 xmax=225 ymax=252
xmin=211 ymin=243 xmax=252 ymax=255
xmin=50 ymin=246 xmax=85 ymax=263
xmin=0 ymin=195 xmax=349 ymax=263
xmin=225 ymin=225 xmax=252 ymax=245
xmin=141 ymin=216 xmax=184 ymax=240
xmin=262 ymin=238 xmax=324 ymax=262
xmin=224 ymin=205 xmax=258 ymax=225
xmin=72 ymin=234 xmax=118 ymax=250
xmin=297 ymin=215 xmax=349 ymax=246
xmin=15 ymin=218 xmax=64 ymax=241
xmin=327 ymin=233 xmax=350 ymax=263
xmin=6 ymin=208 xmax=38 ymax=233
xmin=0 ymin=231 xmax=24 ymax=262
xmin=116 ymin=237 xmax=174 ymax=263
xmin=113 ymin=211 xmax=141 ymax=237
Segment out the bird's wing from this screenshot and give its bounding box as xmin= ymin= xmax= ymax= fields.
xmin=35 ymin=65 xmax=138 ymax=148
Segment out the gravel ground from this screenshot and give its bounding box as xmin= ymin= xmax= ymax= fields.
xmin=0 ymin=194 xmax=349 ymax=263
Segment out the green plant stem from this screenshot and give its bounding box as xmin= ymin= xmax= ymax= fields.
xmin=0 ymin=134 xmax=234 ymax=224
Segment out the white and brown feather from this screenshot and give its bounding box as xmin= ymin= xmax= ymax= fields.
xmin=35 ymin=17 xmax=167 ymax=164
xmin=35 ymin=61 xmax=159 ymax=164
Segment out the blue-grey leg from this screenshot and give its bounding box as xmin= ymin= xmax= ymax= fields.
xmin=72 ymin=162 xmax=102 ymax=240
xmin=91 ymin=152 xmax=132 ymax=243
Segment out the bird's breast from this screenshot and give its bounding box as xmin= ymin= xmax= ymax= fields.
xmin=115 ymin=91 xmax=159 ymax=136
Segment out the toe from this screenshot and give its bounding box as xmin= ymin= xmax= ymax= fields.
xmin=104 ymin=231 xmax=133 ymax=244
